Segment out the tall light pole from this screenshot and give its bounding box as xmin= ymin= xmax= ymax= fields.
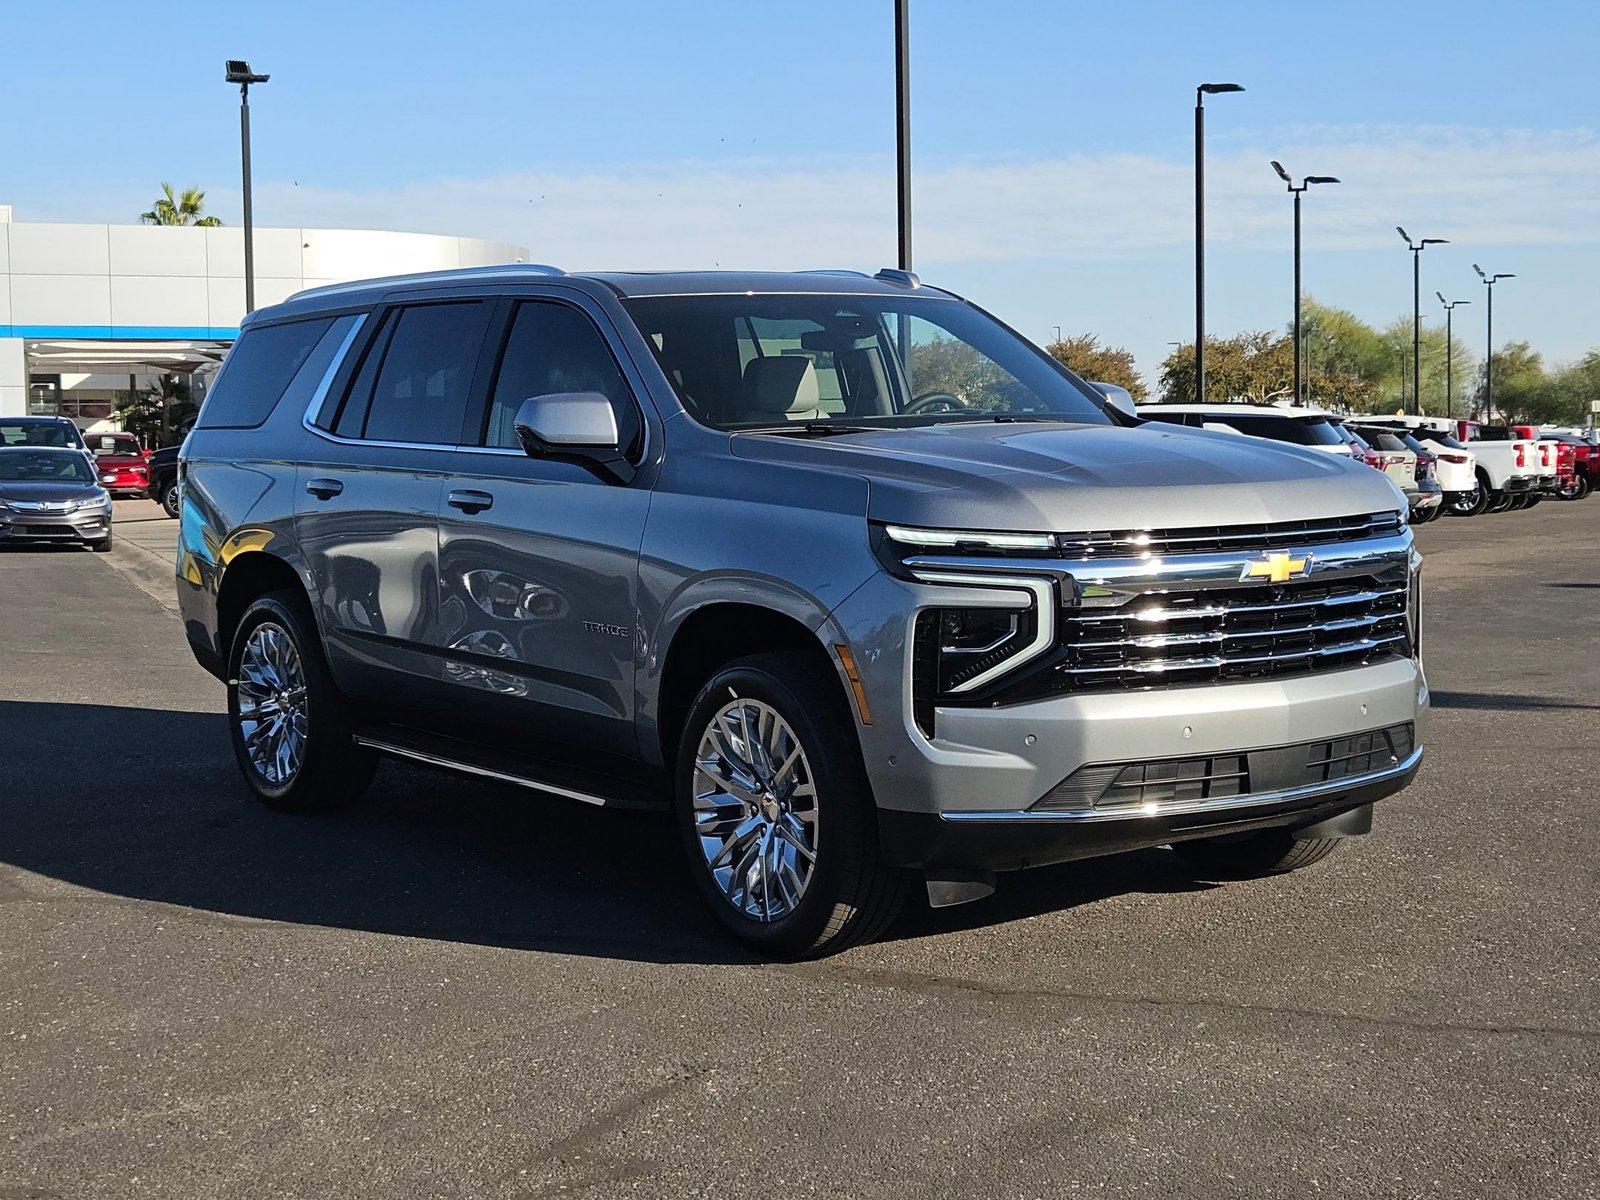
xmin=1270 ymin=161 xmax=1339 ymax=405
xmin=1396 ymin=227 xmax=1447 ymax=414
xmin=1194 ymin=82 xmax=1244 ymax=401
xmin=225 ymin=60 xmax=270 ymax=315
xmin=1436 ymin=291 xmax=1470 ymax=418
xmin=1473 ymin=265 xmax=1515 ymax=423
xmin=894 ymin=1 xmax=911 ymax=273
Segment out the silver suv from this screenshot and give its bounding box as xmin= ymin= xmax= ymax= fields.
xmin=178 ymin=266 xmax=1427 ymax=956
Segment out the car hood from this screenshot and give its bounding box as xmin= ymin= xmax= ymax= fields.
xmin=0 ymin=481 xmax=102 ymax=504
xmin=730 ymin=420 xmax=1403 ymax=530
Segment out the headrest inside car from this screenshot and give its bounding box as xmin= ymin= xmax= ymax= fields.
xmin=742 ymin=356 xmax=820 ymax=414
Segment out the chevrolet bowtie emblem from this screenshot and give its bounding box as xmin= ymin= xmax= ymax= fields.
xmin=1242 ymin=551 xmax=1312 ymax=584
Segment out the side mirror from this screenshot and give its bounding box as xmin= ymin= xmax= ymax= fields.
xmin=513 ymin=392 xmax=634 ymax=484
xmin=1090 ymin=382 xmax=1138 ymax=422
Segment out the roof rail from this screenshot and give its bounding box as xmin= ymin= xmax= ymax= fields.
xmin=797 ymin=269 xmax=871 ymax=279
xmin=289 ymin=262 xmax=566 ymax=303
xmin=873 ymin=267 xmax=921 ymax=288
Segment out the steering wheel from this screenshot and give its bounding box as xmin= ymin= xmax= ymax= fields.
xmin=904 ymin=391 xmax=968 ymax=416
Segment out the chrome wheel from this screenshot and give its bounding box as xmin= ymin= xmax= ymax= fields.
xmin=691 ymin=697 xmax=819 ymax=922
xmin=236 ymin=621 xmax=308 ymax=786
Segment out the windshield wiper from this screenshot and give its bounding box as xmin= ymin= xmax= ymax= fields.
xmin=743 ymin=422 xmax=879 ymax=438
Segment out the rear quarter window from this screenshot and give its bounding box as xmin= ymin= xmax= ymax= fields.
xmin=197 ymin=316 xmax=340 ymax=430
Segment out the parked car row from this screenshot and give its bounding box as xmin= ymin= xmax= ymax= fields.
xmin=0 ymin=416 xmax=188 ymax=519
xmin=1134 ymin=404 xmax=1596 ymax=523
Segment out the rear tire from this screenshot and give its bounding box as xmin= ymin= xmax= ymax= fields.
xmin=1173 ymin=829 xmax=1341 ymax=879
xmin=227 ymin=589 xmax=376 ymax=813
xmin=1485 ymin=489 xmax=1513 ymax=513
xmin=1447 ymin=483 xmax=1487 ymax=517
xmin=673 ymin=651 xmax=907 ymax=958
xmin=159 ymin=481 xmax=181 ymax=519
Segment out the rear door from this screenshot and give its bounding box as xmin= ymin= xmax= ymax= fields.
xmin=433 ymin=293 xmax=654 ymax=765
xmin=296 ymin=298 xmax=494 ymax=700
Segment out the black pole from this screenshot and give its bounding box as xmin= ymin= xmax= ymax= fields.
xmin=1411 ymin=249 xmax=1421 ymax=416
xmin=1194 ymin=95 xmax=1205 ymax=401
xmin=240 ymin=82 xmax=256 ymax=315
xmin=1444 ymin=305 xmax=1453 ymax=418
xmin=1485 ymin=283 xmax=1494 ymax=423
xmin=1292 ymin=188 xmax=1302 ymax=404
xmin=894 ymin=0 xmax=911 ymax=273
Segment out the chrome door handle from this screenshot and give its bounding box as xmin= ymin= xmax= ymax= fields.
xmin=305 ymin=477 xmax=343 ymax=499
xmin=447 ymin=489 xmax=494 ymax=514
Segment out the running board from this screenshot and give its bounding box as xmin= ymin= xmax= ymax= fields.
xmin=352 ymin=729 xmax=666 ymax=811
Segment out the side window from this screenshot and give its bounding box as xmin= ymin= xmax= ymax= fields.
xmin=482 ymin=301 xmax=642 ymax=454
xmin=333 ymin=302 xmax=489 ymax=445
xmin=196 ymin=316 xmax=336 ymax=429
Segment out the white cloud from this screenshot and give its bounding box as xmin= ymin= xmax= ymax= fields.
xmin=239 ymin=125 xmax=1600 ymax=269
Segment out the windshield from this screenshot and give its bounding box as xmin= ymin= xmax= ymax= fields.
xmin=621 ymin=294 xmax=1112 ymax=430
xmin=1434 ymin=434 xmax=1467 ymax=449
xmin=0 ymin=420 xmax=80 ymax=448
xmin=0 ymin=449 xmax=96 ymax=483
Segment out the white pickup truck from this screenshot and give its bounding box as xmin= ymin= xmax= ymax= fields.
xmin=1465 ymin=423 xmax=1552 ymax=510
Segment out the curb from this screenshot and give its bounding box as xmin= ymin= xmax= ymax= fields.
xmin=102 ymin=532 xmax=181 ymax=617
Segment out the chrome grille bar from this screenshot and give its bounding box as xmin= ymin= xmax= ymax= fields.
xmin=1058 ymin=632 xmax=1410 ymax=677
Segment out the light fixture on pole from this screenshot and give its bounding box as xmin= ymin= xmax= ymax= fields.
xmin=1270 ymin=161 xmax=1339 ymax=405
xmin=1397 ymin=227 xmax=1448 ymax=415
xmin=225 ymin=59 xmax=270 ymax=315
xmin=1436 ymin=291 xmax=1470 ymax=418
xmin=1194 ymin=82 xmax=1243 ymax=402
xmin=1473 ymin=265 xmax=1515 ymax=423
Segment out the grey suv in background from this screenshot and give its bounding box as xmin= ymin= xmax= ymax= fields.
xmin=178 ymin=266 xmax=1427 ymax=956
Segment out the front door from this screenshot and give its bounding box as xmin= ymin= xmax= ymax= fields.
xmin=435 ymin=297 xmax=652 ymax=766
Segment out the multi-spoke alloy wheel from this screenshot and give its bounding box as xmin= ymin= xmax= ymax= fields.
xmin=691 ymin=697 xmax=819 ymax=922
xmin=236 ymin=621 xmax=308 ymax=786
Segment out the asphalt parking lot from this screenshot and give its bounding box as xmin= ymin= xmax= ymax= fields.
xmin=2 ymin=500 xmax=1596 ymax=1199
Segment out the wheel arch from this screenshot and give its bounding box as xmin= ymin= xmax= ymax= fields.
xmin=215 ymin=550 xmax=314 ymax=661
xmin=652 ymin=599 xmax=858 ymax=775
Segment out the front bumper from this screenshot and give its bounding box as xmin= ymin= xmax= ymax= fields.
xmin=0 ymin=508 xmax=112 ymax=544
xmin=880 ymin=747 xmax=1420 ymax=872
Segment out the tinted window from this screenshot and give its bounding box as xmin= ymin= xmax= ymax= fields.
xmin=1352 ymin=429 xmax=1409 ymax=452
xmin=198 ymin=317 xmax=336 ymax=429
xmin=482 ymin=302 xmax=640 ymax=453
xmin=340 ymin=303 xmax=488 ymax=444
xmin=1222 ymin=415 xmax=1343 ymax=446
xmin=84 ymin=433 xmax=142 ymax=455
xmin=0 ymin=420 xmax=82 ymax=448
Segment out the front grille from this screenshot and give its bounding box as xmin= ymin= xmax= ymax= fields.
xmin=1000 ymin=573 xmax=1410 ymax=702
xmin=1032 ymin=722 xmax=1415 ymax=813
xmin=1054 ymin=510 xmax=1402 ymax=560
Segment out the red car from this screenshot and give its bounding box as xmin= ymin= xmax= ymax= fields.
xmin=83 ymin=432 xmax=151 ymax=497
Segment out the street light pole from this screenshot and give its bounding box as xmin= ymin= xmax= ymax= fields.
xmin=894 ymin=0 xmax=912 ymax=273
xmin=1194 ymin=83 xmax=1243 ymax=402
xmin=1436 ymin=292 xmax=1470 ymax=418
xmin=1473 ymin=265 xmax=1515 ymax=423
xmin=1397 ymin=227 xmax=1448 ymax=415
xmin=1271 ymin=162 xmax=1338 ymax=405
xmin=225 ymin=60 xmax=270 ymax=315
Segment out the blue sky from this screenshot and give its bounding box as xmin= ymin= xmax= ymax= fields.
xmin=3 ymin=0 xmax=1595 ymax=384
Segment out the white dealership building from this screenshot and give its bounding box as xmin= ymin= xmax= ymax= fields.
xmin=0 ymin=204 xmax=527 ymax=428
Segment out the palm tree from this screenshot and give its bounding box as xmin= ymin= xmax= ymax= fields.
xmin=139 ymin=183 xmax=224 ymax=227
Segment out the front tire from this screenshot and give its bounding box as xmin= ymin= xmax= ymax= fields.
xmin=227 ymin=590 xmax=376 ymax=813
xmin=91 ymin=533 xmax=114 ymax=553
xmin=673 ymin=651 xmax=907 ymax=958
xmin=1172 ymin=829 xmax=1341 ymax=879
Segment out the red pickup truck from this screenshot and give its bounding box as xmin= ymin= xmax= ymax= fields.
xmin=82 ymin=432 xmax=151 ymax=497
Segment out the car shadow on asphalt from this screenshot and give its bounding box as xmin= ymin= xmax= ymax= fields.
xmin=2 ymin=699 xmax=1211 ymax=964
xmin=1430 ymin=690 xmax=1600 ymax=712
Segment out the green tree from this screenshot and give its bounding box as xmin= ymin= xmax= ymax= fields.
xmin=139 ymin=183 xmax=224 ymax=227
xmin=114 ymin=375 xmax=195 ymax=446
xmin=1044 ymin=334 xmax=1147 ymax=399
xmin=1156 ymin=332 xmax=1295 ymax=404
